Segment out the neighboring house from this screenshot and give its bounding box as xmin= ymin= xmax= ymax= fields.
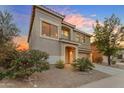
xmin=116 ymin=49 xmax=124 ymax=62
xmin=28 ymin=5 xmax=92 ymax=64
xmin=116 ymin=39 xmax=124 ymax=62
xmin=91 ymin=34 xmax=124 ymax=63
xmin=91 ymin=42 xmax=103 ymax=63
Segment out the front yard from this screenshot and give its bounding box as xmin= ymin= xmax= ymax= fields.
xmin=0 ymin=65 xmax=110 ymax=88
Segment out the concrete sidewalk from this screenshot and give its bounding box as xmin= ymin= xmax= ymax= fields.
xmin=80 ymin=74 xmax=124 ymax=88
xmin=94 ymin=64 xmax=124 ymax=75
xmin=80 ymin=64 xmax=124 ymax=88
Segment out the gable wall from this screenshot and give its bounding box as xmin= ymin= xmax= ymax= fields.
xmin=29 ymin=8 xmax=63 ymax=63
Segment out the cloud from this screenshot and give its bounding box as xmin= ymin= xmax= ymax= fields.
xmin=64 ymin=14 xmax=96 ymax=33
xmin=46 ymin=6 xmax=97 ymax=34
xmin=46 ymin=5 xmax=78 ymax=15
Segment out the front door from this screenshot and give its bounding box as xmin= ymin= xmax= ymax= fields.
xmin=65 ymin=47 xmax=75 ymax=64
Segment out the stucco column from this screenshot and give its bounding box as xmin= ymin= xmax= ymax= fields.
xmin=58 ymin=25 xmax=62 ymax=39
xmin=60 ymin=43 xmax=65 ymax=62
xmin=76 ymin=47 xmax=78 ymax=59
xmin=70 ymin=29 xmax=73 ymax=41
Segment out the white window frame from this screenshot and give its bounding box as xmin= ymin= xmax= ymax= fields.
xmin=40 ymin=18 xmax=59 ymax=41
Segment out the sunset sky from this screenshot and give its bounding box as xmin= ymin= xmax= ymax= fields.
xmin=0 ymin=5 xmax=124 ymax=49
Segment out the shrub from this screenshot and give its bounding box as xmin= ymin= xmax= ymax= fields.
xmin=55 ymin=60 xmax=64 ymax=69
xmin=41 ymin=61 xmax=50 ymax=70
xmin=28 ymin=50 xmax=49 ymax=62
xmin=0 ymin=43 xmax=18 ymax=68
xmin=72 ymin=57 xmax=94 ymax=71
xmin=0 ymin=49 xmax=49 ymax=80
xmin=0 ymin=72 xmax=6 ymax=80
xmin=112 ymin=61 xmax=116 ymax=65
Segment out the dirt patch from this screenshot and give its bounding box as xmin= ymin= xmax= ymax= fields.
xmin=0 ymin=65 xmax=110 ymax=88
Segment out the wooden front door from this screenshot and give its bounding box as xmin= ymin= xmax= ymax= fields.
xmin=65 ymin=47 xmax=75 ymax=64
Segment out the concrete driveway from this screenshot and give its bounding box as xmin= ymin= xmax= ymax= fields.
xmin=80 ymin=64 xmax=124 ymax=88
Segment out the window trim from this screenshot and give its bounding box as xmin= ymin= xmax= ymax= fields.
xmin=40 ymin=19 xmax=59 ymax=41
xmin=75 ymin=33 xmax=80 ymax=43
xmin=75 ymin=32 xmax=86 ymax=44
xmin=81 ymin=35 xmax=85 ymax=43
xmin=62 ymin=27 xmax=71 ymax=40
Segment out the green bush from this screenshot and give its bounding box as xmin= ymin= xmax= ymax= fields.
xmin=72 ymin=57 xmax=94 ymax=71
xmin=112 ymin=61 xmax=116 ymax=65
xmin=0 ymin=49 xmax=49 ymax=80
xmin=0 ymin=43 xmax=18 ymax=68
xmin=0 ymin=72 xmax=6 ymax=80
xmin=55 ymin=60 xmax=64 ymax=69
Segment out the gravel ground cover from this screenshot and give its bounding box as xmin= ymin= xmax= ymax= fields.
xmin=0 ymin=65 xmax=110 ymax=88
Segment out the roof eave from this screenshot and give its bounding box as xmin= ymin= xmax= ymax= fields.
xmin=28 ymin=6 xmax=35 ymax=42
xmin=36 ymin=5 xmax=65 ymax=19
xmin=74 ymin=29 xmax=92 ymax=37
xmin=62 ymin=21 xmax=76 ymax=28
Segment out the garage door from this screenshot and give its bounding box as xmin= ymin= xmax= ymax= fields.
xmin=79 ymin=53 xmax=89 ymax=58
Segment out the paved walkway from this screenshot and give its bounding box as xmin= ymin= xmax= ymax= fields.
xmin=117 ymin=62 xmax=124 ymax=66
xmin=94 ymin=64 xmax=124 ymax=75
xmin=80 ymin=64 xmax=124 ymax=88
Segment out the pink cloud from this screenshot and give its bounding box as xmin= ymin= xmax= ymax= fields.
xmin=46 ymin=6 xmax=78 ymax=15
xmin=64 ymin=14 xmax=96 ymax=33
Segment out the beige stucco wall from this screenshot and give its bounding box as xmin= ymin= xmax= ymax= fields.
xmin=29 ymin=8 xmax=63 ymax=64
xmin=29 ymin=7 xmax=91 ymax=64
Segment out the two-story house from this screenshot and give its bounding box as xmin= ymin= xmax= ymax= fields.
xmin=28 ymin=5 xmax=92 ymax=64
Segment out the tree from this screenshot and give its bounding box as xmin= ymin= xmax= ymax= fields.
xmin=0 ymin=11 xmax=19 ymax=46
xmin=94 ymin=14 xmax=124 ymax=65
xmin=0 ymin=11 xmax=19 ymax=67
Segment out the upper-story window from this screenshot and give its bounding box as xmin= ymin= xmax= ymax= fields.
xmin=76 ymin=33 xmax=85 ymax=43
xmin=62 ymin=27 xmax=70 ymax=40
xmin=76 ymin=33 xmax=80 ymax=42
xmin=81 ymin=35 xmax=85 ymax=43
xmin=42 ymin=21 xmax=58 ymax=39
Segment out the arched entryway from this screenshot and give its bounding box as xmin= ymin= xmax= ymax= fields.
xmin=65 ymin=46 xmax=76 ymax=64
